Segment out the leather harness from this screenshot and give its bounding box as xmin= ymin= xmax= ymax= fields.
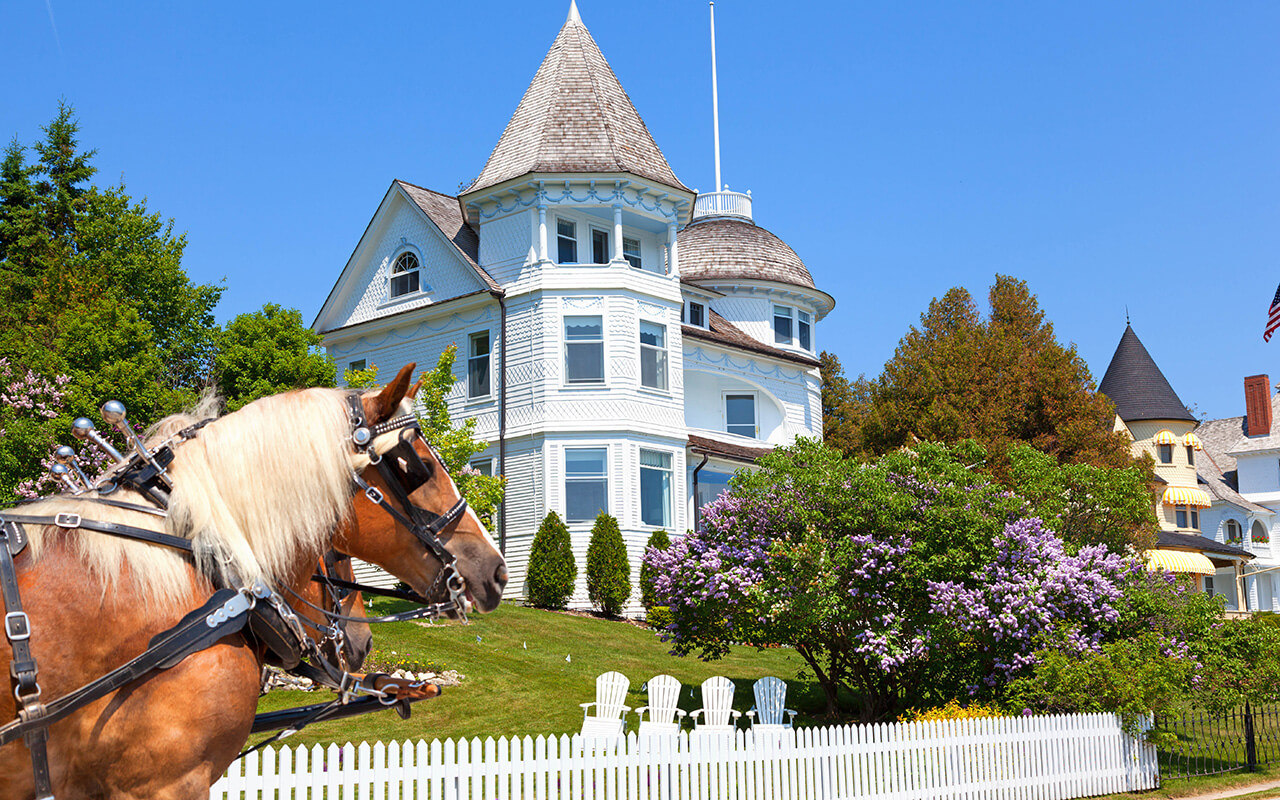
xmin=0 ymin=393 xmax=472 ymax=798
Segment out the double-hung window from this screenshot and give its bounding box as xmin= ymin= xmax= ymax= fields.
xmin=1226 ymin=520 xmax=1243 ymax=545
xmin=1186 ymin=445 xmax=1195 ymax=466
xmin=623 ymin=237 xmax=642 ymax=269
xmin=557 ymin=219 xmax=577 ymax=263
xmin=1158 ymin=444 xmax=1173 ymax=464
xmin=640 ymin=449 xmax=672 ymax=527
xmin=591 ymin=229 xmax=611 ymax=264
xmin=798 ymin=310 xmax=812 ymax=351
xmin=773 ymin=305 xmax=793 ymax=345
xmin=390 ymin=252 xmax=420 ymax=298
xmin=565 ymin=316 xmax=604 ymax=384
xmin=639 ymin=321 xmax=667 ymax=391
xmin=468 ymin=331 xmax=491 ymax=398
xmin=726 ymin=394 xmax=756 ymax=438
xmin=565 ymin=448 xmax=608 ymax=522
xmin=469 ymin=458 xmax=494 ymax=477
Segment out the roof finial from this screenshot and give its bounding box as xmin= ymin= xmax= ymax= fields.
xmin=1125 ymin=305 xmax=1130 ymax=326
xmin=566 ymin=0 xmax=581 ymax=25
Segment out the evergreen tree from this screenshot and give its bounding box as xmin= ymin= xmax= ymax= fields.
xmin=527 ymin=510 xmax=576 ymax=609
xmin=639 ymin=528 xmax=670 ymax=610
xmin=826 ymin=276 xmax=1133 ymax=476
xmin=586 ymin=512 xmax=630 ymax=616
xmin=0 ymin=104 xmax=223 ymax=500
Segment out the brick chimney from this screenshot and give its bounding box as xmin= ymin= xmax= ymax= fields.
xmin=1245 ymin=374 xmax=1272 ymax=436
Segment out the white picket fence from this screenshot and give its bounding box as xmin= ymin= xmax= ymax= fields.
xmin=211 ymin=713 xmax=1158 ymax=800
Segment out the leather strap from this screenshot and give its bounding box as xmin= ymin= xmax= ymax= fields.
xmin=0 ymin=588 xmax=256 ymax=748
xmin=0 ymin=522 xmax=54 ymax=800
xmin=0 ymin=514 xmax=193 ymax=554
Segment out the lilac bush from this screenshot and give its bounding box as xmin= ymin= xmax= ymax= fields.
xmin=928 ymin=516 xmax=1143 ymax=687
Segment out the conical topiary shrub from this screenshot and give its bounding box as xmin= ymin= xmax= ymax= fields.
xmin=586 ymin=512 xmax=631 ymax=616
xmin=639 ymin=528 xmax=671 ymax=610
xmin=526 ymin=510 xmax=576 ymax=609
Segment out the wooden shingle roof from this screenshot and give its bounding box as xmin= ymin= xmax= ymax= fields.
xmin=396 ymin=181 xmax=499 ymax=292
xmin=677 ymin=217 xmax=817 ymax=291
xmin=464 ymin=3 xmax=687 ymax=195
xmin=1098 ymin=325 xmax=1195 ymax=423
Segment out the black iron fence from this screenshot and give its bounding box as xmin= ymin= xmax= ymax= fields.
xmin=1156 ymin=702 xmax=1280 ymax=779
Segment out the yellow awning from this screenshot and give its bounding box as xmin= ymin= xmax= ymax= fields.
xmin=1154 ymin=430 xmax=1177 ymax=445
xmin=1162 ymin=487 xmax=1212 ymax=508
xmin=1145 ymin=549 xmax=1216 ymax=576
xmin=1183 ymin=433 xmax=1203 ymax=450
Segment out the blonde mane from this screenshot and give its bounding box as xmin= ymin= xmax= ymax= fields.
xmin=14 ymin=388 xmax=362 ymax=606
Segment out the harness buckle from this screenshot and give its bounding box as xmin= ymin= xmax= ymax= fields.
xmin=365 ymin=486 xmax=385 ymax=505
xmin=5 ymin=611 xmax=30 ymax=641
xmin=53 ymin=513 xmax=81 ymax=529
xmin=14 ymin=680 xmax=41 ymax=703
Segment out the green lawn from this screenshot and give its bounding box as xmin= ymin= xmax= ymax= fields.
xmin=252 ymin=600 xmax=814 ymax=748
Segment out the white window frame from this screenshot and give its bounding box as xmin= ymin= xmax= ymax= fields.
xmin=639 ymin=320 xmax=668 ymax=391
xmin=1226 ymin=519 xmax=1243 ymax=545
xmin=347 ymin=359 xmax=366 ymax=373
xmin=685 ymin=301 xmax=706 ymax=328
xmin=798 ymin=310 xmax=812 ymax=351
xmin=389 ymin=250 xmax=423 ymax=299
xmin=564 ymin=315 xmax=605 ymax=385
xmin=590 ymin=226 xmax=611 ymax=266
xmin=565 ymin=447 xmax=609 ymax=523
xmin=725 ymin=392 xmax=758 ymax=438
xmin=623 ymin=237 xmax=642 ymax=269
xmin=468 ymin=330 xmax=491 ymax=399
xmin=773 ymin=305 xmax=793 ymax=345
xmin=469 ymin=457 xmax=495 ymax=478
xmin=556 ymin=217 xmax=578 ymax=264
xmin=639 ymin=448 xmax=673 ymax=528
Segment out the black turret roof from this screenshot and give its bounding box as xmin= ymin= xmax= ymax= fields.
xmin=1098 ymin=325 xmax=1195 ymax=423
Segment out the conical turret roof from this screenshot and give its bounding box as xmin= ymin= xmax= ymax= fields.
xmin=464 ymin=2 xmax=688 ymax=195
xmin=1098 ymin=324 xmax=1195 ymax=423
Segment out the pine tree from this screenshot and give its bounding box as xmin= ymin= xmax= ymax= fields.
xmin=526 ymin=510 xmax=576 ymax=609
xmin=586 ymin=512 xmax=630 ymax=616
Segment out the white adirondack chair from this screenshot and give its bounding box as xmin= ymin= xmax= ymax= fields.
xmin=746 ymin=676 xmax=797 ymax=731
xmin=689 ymin=675 xmax=741 ymax=736
xmin=635 ymin=674 xmax=686 ymax=736
xmin=579 ymin=671 xmax=631 ymax=742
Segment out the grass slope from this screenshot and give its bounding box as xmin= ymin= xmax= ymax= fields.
xmin=253 ymin=601 xmax=814 ymax=748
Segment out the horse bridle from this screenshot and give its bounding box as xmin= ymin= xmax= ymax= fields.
xmin=341 ymin=393 xmax=472 ymax=621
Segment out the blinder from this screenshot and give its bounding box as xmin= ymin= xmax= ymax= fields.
xmin=345 ymin=392 xmax=471 ymax=619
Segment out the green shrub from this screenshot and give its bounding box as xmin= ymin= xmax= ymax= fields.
xmin=646 ymin=605 xmax=674 ymax=631
xmin=639 ymin=529 xmax=671 ymax=610
xmin=526 ymin=510 xmax=576 ymax=609
xmin=586 ymin=512 xmax=631 ymax=616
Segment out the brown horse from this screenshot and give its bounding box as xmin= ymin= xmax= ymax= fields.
xmin=0 ymin=365 xmax=506 ymax=800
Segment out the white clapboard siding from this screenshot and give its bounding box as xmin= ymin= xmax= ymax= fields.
xmin=212 ymin=713 xmax=1158 ymax=800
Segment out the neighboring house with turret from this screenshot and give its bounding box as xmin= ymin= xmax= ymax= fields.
xmin=1097 ymin=325 xmax=1252 ymax=601
xmin=1195 ymin=375 xmax=1280 ymax=612
xmin=313 ymin=3 xmax=833 ymax=610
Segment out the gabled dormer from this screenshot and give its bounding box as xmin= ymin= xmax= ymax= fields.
xmin=314 ymin=180 xmax=496 ymax=335
xmin=457 ymin=1 xmax=694 ymax=282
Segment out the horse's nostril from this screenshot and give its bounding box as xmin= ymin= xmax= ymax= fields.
xmin=496 ymin=564 xmax=509 ymax=587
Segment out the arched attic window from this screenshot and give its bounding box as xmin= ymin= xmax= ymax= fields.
xmin=1253 ymin=520 xmax=1271 ymax=545
xmin=389 ymin=251 xmax=421 ymax=298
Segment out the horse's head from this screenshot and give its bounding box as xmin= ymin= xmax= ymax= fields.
xmin=334 ymin=364 xmax=508 ymax=616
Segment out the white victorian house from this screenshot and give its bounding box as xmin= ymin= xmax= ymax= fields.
xmin=313 ymin=4 xmax=834 ymax=610
xmin=1197 ymin=375 xmax=1280 ymax=612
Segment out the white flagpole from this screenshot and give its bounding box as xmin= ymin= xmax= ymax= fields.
xmin=710 ymin=1 xmax=722 ymax=193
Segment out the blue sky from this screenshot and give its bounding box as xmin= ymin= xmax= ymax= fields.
xmin=3 ymin=1 xmax=1277 ymax=421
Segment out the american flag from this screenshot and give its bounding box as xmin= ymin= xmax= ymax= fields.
xmin=1268 ymin=283 xmax=1280 ymax=342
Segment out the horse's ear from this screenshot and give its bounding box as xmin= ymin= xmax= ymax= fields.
xmin=409 ymin=376 xmax=425 ymax=400
xmin=363 ymin=363 xmax=416 ymax=423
